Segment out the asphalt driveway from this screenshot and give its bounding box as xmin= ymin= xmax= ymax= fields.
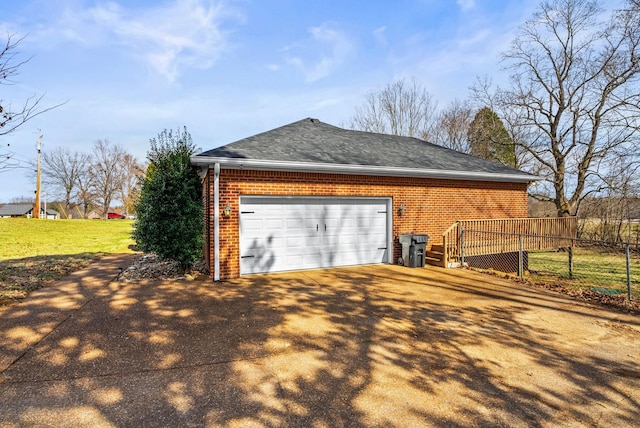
xmin=1 ymin=256 xmax=639 ymax=427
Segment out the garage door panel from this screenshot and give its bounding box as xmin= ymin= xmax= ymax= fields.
xmin=240 ymin=240 xmax=276 ymax=273
xmin=370 ymin=233 xmax=387 ymax=244
xmin=264 ymin=204 xmax=282 ymax=213
xmin=265 ymin=218 xmax=283 ymax=229
xmin=268 ymin=236 xmax=284 ymax=247
xmin=286 ymin=218 xmax=303 ymax=229
xmin=356 ymin=217 xmax=372 ymax=227
xmin=286 ymin=254 xmax=303 ymax=265
xmin=325 ymin=218 xmax=341 ymax=228
xmin=371 ymin=216 xmax=387 ymax=227
xmin=285 ymin=236 xmax=304 ymax=248
xmin=337 ymin=234 xmax=356 ymax=245
xmin=339 ymin=218 xmax=356 ymax=228
xmin=240 ymin=198 xmax=390 ymax=275
xmin=242 ymin=218 xmax=264 ymax=231
xmin=304 ymin=235 xmax=321 ymax=246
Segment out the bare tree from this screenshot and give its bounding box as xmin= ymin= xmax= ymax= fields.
xmin=119 ymin=153 xmax=144 ymax=216
xmin=75 ymin=160 xmax=94 ymax=219
xmin=90 ymin=139 xmax=126 ymax=219
xmin=9 ymin=195 xmax=34 ymax=203
xmin=347 ymin=78 xmax=438 ymax=140
xmin=580 ymin=152 xmax=640 ymax=242
xmin=431 ymin=99 xmax=473 ymax=153
xmin=0 ymin=33 xmax=62 ymax=172
xmin=495 ymin=0 xmax=640 ymax=217
xmin=42 ymin=147 xmax=86 ymax=217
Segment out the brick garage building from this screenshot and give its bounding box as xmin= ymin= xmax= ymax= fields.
xmin=191 ymin=118 xmax=536 ymax=281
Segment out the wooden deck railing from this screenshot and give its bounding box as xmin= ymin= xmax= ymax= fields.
xmin=442 ymin=222 xmax=461 ymax=266
xmin=442 ymin=217 xmax=578 ymax=265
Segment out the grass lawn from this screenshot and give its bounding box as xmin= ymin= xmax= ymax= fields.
xmin=0 ymin=218 xmax=135 ymax=306
xmin=528 ymin=247 xmax=640 ymax=297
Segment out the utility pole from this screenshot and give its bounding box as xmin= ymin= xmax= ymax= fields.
xmin=34 ymin=130 xmax=42 ymax=219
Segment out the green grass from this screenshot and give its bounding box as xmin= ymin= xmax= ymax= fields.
xmin=528 ymin=247 xmax=640 ymax=297
xmin=0 ymin=218 xmax=135 ymax=260
xmin=0 ymin=218 xmax=135 ymax=306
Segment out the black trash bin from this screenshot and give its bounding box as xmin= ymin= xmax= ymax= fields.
xmin=398 ymin=234 xmax=429 ymax=268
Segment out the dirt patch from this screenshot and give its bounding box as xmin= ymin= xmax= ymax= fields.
xmin=530 ymin=280 xmax=640 ymax=313
xmin=468 ymin=267 xmax=640 ymax=314
xmin=0 ymin=253 xmax=209 ymax=308
xmin=0 ymin=254 xmax=102 ymax=307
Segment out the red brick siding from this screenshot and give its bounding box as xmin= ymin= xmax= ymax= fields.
xmin=204 ymin=169 xmax=529 ymax=280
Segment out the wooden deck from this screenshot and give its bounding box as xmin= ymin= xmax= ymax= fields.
xmin=439 ymin=217 xmax=578 ymax=267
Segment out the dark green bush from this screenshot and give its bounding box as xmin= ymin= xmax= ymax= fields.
xmin=133 ymin=127 xmax=204 ymax=271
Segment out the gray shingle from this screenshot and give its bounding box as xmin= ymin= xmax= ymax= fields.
xmin=0 ymin=204 xmax=33 ymax=216
xmin=195 ymin=118 xmax=533 ymax=178
xmin=0 ymin=204 xmax=58 ymax=216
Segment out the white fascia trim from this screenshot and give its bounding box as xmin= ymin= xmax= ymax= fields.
xmin=191 ymin=156 xmax=538 ymax=183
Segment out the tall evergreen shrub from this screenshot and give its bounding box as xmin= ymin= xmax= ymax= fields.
xmin=133 ymin=127 xmax=204 ymax=271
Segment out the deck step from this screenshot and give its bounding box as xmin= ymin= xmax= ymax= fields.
xmin=430 ymin=244 xmax=444 ymax=253
xmin=424 ymin=245 xmax=446 ymax=267
xmin=425 ymin=256 xmax=444 ymax=267
xmin=426 ymin=250 xmax=443 ymax=258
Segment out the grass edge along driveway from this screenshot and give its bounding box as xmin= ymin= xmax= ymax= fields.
xmin=0 ymin=218 xmax=134 ymax=306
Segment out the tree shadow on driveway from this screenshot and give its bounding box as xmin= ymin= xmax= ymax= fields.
xmin=0 ymin=264 xmax=639 ymax=426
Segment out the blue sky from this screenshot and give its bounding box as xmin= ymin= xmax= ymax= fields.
xmin=0 ymin=0 xmax=542 ymax=203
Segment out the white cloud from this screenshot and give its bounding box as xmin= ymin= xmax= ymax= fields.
xmin=373 ymin=26 xmax=388 ymax=46
xmin=285 ymin=22 xmax=353 ymax=82
xmin=457 ymin=0 xmax=476 ymax=12
xmin=31 ymin=0 xmax=241 ymax=83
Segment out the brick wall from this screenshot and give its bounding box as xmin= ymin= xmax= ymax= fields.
xmin=203 ymin=169 xmax=529 ymax=280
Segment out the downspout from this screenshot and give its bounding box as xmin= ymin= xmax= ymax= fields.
xmin=213 ymin=162 xmax=220 ymax=281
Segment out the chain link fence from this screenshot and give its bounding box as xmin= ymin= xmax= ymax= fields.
xmin=460 ymin=229 xmax=639 ymax=300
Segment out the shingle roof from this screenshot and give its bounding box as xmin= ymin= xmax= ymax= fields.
xmin=0 ymin=204 xmax=58 ymax=216
xmin=0 ymin=204 xmax=33 ymax=216
xmin=193 ymin=118 xmax=536 ymax=182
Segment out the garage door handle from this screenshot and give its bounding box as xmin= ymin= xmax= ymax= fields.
xmin=324 ymin=224 xmax=327 ymax=231
xmin=316 ymin=224 xmax=318 ymax=231
xmin=378 ymin=247 xmax=387 ymax=250
xmin=241 ymin=211 xmax=255 ymax=214
xmin=241 ymin=255 xmax=255 ymax=259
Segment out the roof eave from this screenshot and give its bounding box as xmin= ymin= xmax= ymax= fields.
xmin=191 ymin=156 xmax=539 ymax=183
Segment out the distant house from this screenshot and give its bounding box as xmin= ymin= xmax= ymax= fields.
xmin=0 ymin=204 xmax=59 ymax=219
xmin=87 ymin=208 xmax=125 ymax=219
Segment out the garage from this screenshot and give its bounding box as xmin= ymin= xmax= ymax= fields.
xmin=240 ymin=197 xmax=392 ymax=274
xmin=192 ymin=118 xmax=535 ymax=280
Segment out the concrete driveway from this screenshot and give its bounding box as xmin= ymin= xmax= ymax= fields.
xmin=1 ymin=256 xmax=639 ymax=427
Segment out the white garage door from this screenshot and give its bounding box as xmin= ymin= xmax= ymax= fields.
xmin=240 ymin=197 xmax=391 ymax=275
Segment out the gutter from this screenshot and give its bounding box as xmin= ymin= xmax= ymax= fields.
xmin=213 ymin=162 xmax=220 ymax=281
xmin=191 ymin=156 xmax=539 ymax=183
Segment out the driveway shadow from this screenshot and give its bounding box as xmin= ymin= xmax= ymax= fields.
xmin=0 ymin=264 xmax=639 ymax=426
